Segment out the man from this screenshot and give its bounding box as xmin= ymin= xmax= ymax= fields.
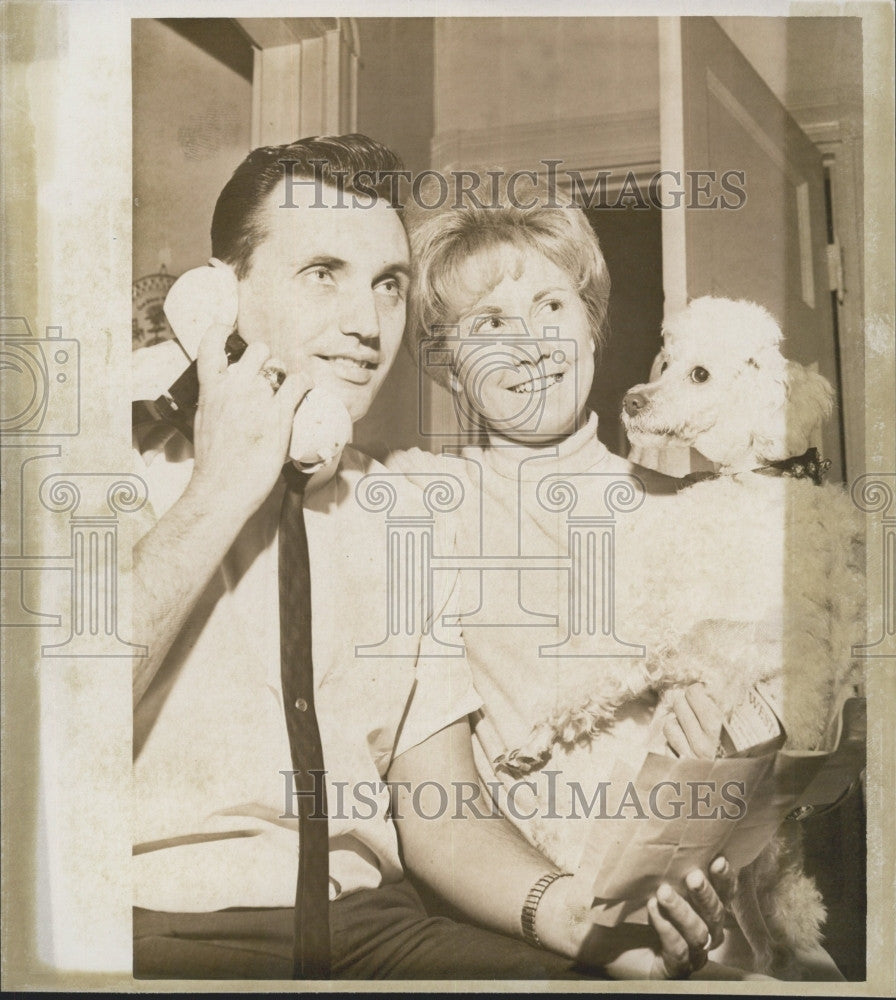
xmin=132 ymin=134 xmax=737 ymax=981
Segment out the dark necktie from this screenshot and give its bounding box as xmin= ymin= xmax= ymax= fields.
xmin=278 ymin=464 xmax=331 ymax=978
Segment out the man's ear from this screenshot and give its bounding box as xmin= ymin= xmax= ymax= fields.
xmin=164 ymin=259 xmax=239 ymax=360
xmin=209 ymin=257 xmax=236 ymax=276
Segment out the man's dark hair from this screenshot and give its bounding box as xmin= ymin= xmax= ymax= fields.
xmin=211 ymin=133 xmax=404 ymax=279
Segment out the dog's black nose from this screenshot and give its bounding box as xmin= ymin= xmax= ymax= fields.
xmin=623 ymin=391 xmax=647 ymax=416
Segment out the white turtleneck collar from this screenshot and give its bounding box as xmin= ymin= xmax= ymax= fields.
xmin=467 ymin=412 xmax=618 ymax=482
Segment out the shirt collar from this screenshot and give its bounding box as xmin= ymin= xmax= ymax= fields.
xmin=477 ymin=412 xmax=612 ymax=482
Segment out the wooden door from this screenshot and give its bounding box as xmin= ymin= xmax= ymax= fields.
xmin=659 ymin=16 xmax=844 ymax=481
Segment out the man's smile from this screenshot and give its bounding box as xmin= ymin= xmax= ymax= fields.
xmin=315 ymin=353 xmax=379 ymax=384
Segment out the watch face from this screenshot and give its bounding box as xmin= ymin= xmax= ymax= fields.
xmin=132 ymin=269 xmax=178 ymax=349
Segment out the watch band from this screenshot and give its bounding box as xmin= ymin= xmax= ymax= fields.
xmin=521 ymin=871 xmax=573 ymax=948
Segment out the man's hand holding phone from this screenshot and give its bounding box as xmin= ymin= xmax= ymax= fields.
xmin=189 ymin=322 xmax=310 ymax=520
xmin=158 ymin=259 xmax=353 ymax=516
xmin=134 ymin=260 xmax=352 ymax=707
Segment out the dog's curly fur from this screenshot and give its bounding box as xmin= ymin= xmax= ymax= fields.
xmin=623 ymin=296 xmax=837 ymax=473
xmin=497 ymin=297 xmax=865 ymax=977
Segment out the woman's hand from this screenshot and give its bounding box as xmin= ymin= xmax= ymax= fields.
xmin=663 ymin=683 xmax=725 ymax=758
xmin=642 ymin=863 xmax=729 ymax=978
xmin=642 ymin=856 xmax=735 ymax=978
xmin=549 ymin=855 xmax=737 ymax=979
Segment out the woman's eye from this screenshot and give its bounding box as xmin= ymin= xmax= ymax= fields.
xmin=690 ymin=366 xmax=710 ymax=383
xmin=534 ymin=299 xmax=563 ymax=318
xmin=473 ymin=315 xmax=505 ymax=333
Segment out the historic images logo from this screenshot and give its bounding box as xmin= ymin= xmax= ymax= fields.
xmin=278 ymin=159 xmax=748 ymax=212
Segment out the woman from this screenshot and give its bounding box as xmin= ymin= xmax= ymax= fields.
xmin=389 ymin=178 xmax=840 ymax=979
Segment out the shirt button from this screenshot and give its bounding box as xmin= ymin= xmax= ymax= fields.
xmin=294 ymin=698 xmax=308 ymax=712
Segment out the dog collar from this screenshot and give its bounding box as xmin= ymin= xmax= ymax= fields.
xmin=754 ymin=447 xmax=831 ymax=485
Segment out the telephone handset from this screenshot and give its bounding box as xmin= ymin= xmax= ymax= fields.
xmin=135 ymin=259 xmax=352 ymax=471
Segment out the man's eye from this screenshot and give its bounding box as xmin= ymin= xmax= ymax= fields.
xmin=376 ymin=277 xmax=402 ymax=297
xmin=301 ymin=265 xmax=334 ymax=285
xmin=690 ymin=366 xmax=710 ymax=383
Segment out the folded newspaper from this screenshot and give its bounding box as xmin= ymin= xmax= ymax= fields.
xmin=580 ymin=696 xmax=865 ymax=926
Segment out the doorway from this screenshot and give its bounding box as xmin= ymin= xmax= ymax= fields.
xmin=585 ymin=204 xmax=664 ymax=459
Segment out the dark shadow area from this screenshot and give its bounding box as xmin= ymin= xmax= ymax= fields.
xmin=801 ymin=788 xmax=867 ymax=980
xmin=584 ymin=205 xmax=664 ymax=458
xmin=157 ymin=18 xmax=253 ymax=81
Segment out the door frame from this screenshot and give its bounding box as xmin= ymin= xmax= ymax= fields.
xmin=235 ymin=17 xmax=360 ymax=148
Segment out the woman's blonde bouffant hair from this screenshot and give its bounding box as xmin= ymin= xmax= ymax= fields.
xmin=406 ymin=171 xmax=611 ymax=387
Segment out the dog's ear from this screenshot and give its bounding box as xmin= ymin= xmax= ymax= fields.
xmin=781 ymin=362 xmax=835 ymax=455
xmin=748 ymin=367 xmax=790 ymax=461
xmin=748 ymin=358 xmax=834 ymax=462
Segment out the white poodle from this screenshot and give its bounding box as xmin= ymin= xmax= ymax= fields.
xmin=622 ymin=295 xmax=836 ymax=480
xmin=617 ymin=296 xmax=863 ymax=752
xmin=498 ymin=297 xmax=865 ymax=977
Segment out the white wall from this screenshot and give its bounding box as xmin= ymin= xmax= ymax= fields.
xmin=434 ymin=17 xmax=659 ymax=135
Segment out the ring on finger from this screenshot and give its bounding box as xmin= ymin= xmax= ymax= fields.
xmin=260 ymin=365 xmax=285 ymax=392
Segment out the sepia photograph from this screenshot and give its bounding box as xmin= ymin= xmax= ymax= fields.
xmin=2 ymin=1 xmax=894 ymax=992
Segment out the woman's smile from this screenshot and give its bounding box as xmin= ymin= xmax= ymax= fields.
xmin=507 ymin=370 xmax=565 ymax=394
xmin=448 ymin=246 xmax=596 ymax=445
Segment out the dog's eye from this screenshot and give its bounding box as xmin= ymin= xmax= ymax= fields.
xmin=660 ymin=361 xmax=669 ymax=374
xmin=690 ymin=366 xmax=710 ymax=384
